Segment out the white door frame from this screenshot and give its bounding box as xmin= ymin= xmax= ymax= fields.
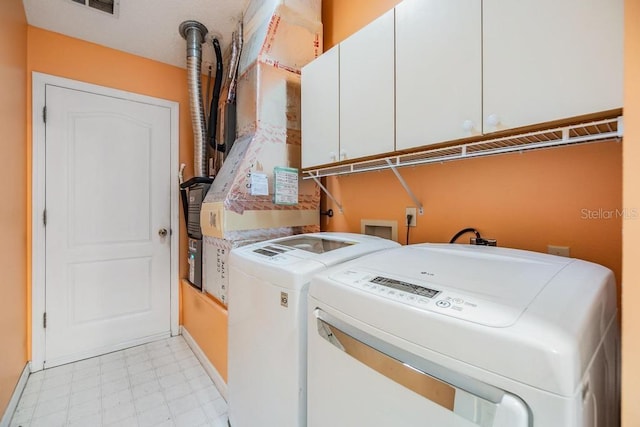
xmin=31 ymin=72 xmax=180 ymax=371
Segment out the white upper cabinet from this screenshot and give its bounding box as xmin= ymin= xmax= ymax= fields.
xmin=301 ymin=45 xmax=340 ymax=169
xmin=301 ymin=0 xmax=623 ymax=169
xmin=339 ymin=9 xmax=395 ymax=161
xmin=396 ymin=0 xmax=482 ymax=150
xmin=483 ymin=0 xmax=623 ymax=133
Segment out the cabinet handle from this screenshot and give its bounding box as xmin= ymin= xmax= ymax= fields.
xmin=462 ymin=120 xmax=475 ymax=133
xmin=486 ymin=114 xmax=501 ymax=127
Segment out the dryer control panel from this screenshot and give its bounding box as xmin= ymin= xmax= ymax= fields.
xmin=329 ymin=268 xmax=522 ymax=327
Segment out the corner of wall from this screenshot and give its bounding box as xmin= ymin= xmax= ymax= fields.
xmin=0 ymin=0 xmax=29 ymax=416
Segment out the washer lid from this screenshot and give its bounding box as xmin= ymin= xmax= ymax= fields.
xmin=407 ymin=244 xmax=570 ymax=304
xmin=331 ymin=244 xmax=572 ymax=327
xmin=274 ymin=235 xmax=357 ymax=254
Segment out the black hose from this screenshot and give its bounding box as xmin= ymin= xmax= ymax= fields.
xmin=207 ymin=38 xmax=223 ymax=151
xmin=449 ymin=227 xmax=481 ymax=244
xmin=180 ymin=176 xmax=214 ymax=189
xmin=223 ymin=101 xmax=237 ymax=154
xmin=205 ymin=65 xmax=212 ymax=124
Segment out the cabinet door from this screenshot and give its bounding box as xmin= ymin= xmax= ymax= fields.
xmin=302 ymin=45 xmax=340 ymax=169
xmin=340 ymin=9 xmax=395 ymax=161
xmin=483 ymin=0 xmax=623 ymax=133
xmin=396 ymin=0 xmax=481 ymax=150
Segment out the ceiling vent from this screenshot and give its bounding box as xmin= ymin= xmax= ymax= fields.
xmin=70 ymin=0 xmax=119 ymax=17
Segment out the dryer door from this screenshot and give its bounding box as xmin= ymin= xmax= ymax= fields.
xmin=309 ymin=309 xmax=530 ymax=427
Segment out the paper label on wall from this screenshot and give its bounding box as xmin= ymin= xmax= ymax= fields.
xmin=273 ymin=166 xmax=298 ymax=205
xmin=250 ymin=172 xmax=269 ymax=196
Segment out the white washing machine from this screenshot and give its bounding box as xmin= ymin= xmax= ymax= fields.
xmin=307 ymin=243 xmax=619 ymax=427
xmin=227 ymin=232 xmax=400 ymax=427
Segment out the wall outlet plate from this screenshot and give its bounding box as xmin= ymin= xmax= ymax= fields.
xmin=405 ymin=207 xmax=417 ymax=227
xmin=548 ymin=245 xmax=571 ymax=257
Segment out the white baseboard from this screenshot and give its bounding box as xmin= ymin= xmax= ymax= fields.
xmin=181 ymin=326 xmax=228 ymax=401
xmin=0 ymin=362 xmax=31 ymax=427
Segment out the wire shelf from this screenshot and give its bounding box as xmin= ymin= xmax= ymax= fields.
xmin=304 ymin=116 xmax=622 ymax=180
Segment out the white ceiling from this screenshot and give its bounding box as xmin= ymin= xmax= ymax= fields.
xmin=22 ymin=0 xmax=250 ymax=69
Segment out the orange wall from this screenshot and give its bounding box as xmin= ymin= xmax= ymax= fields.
xmin=322 ymin=0 xmax=401 ymax=49
xmin=323 ymin=142 xmax=622 ymax=283
xmin=0 ymin=0 xmax=28 ymax=415
xmin=181 ymin=281 xmax=228 ymax=381
xmin=622 ymin=0 xmax=640 ymax=425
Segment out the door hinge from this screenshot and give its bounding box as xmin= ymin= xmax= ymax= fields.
xmin=43 ymin=106 xmax=47 ymax=123
xmin=43 ymin=209 xmax=47 ymax=227
xmin=43 ymin=312 xmax=47 ymax=329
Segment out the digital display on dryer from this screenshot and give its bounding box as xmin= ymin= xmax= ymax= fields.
xmin=371 ymin=276 xmax=440 ymax=298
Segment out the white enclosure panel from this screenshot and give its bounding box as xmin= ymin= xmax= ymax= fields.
xmin=45 ymin=85 xmax=172 ymax=367
xmin=340 ymin=9 xmax=395 ymax=161
xmin=396 ymin=0 xmax=482 ymax=150
xmin=302 ymin=45 xmax=340 ymax=169
xmin=483 ymin=0 xmax=623 ymax=133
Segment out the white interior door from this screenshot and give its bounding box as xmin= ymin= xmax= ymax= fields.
xmin=44 ymin=84 xmax=172 ymax=368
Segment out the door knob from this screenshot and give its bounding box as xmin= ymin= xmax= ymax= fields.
xmin=158 ymin=228 xmax=168 ymax=237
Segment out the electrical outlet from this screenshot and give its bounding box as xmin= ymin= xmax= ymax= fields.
xmin=548 ymin=245 xmax=571 ymax=257
xmin=405 ymin=207 xmax=417 ymax=227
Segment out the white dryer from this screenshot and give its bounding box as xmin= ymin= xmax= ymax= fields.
xmin=227 ymin=232 xmax=400 ymax=427
xmin=307 ymin=243 xmax=619 ymax=427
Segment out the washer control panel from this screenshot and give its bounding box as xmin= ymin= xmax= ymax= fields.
xmin=252 ymin=245 xmax=292 ymax=257
xmin=329 ymin=269 xmax=522 ymax=327
xmin=246 ymin=244 xmax=300 ymax=265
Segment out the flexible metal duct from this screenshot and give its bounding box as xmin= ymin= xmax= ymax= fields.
xmin=179 ymin=20 xmax=209 ymax=177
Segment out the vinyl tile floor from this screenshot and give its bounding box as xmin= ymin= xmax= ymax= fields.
xmin=9 ymin=336 xmax=228 ymax=427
